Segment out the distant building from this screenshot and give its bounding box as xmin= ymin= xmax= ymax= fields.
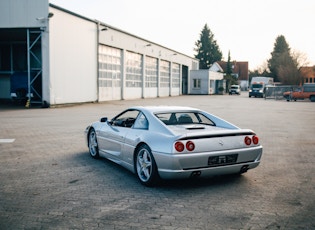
xmin=190 ymin=63 xmax=224 ymax=95
xmin=217 ymin=61 xmax=249 ymax=90
xmin=300 ymin=66 xmax=315 ymax=83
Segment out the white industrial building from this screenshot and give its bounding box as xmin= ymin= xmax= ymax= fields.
xmin=190 ymin=62 xmax=224 ymax=95
xmin=0 ymin=0 xmax=200 ymax=107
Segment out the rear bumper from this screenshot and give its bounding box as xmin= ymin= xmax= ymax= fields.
xmin=153 ymin=146 xmax=262 ymax=179
xmin=158 ymin=161 xmax=260 ymax=179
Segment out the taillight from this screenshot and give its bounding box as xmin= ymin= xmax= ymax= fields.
xmin=186 ymin=141 xmax=195 ymax=151
xmin=174 ymin=141 xmax=195 ymax=152
xmin=175 ymin=141 xmax=184 ymax=152
xmin=244 ymin=136 xmax=252 ymax=146
xmin=252 ymin=135 xmax=259 ymax=145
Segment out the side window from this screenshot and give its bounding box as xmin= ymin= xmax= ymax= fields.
xmin=112 ymin=110 xmax=139 ymax=128
xmin=133 ymin=112 xmax=148 ymax=130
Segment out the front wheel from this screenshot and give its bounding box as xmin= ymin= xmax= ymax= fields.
xmin=135 ymin=144 xmax=159 ymax=186
xmin=88 ymin=128 xmax=99 ymax=158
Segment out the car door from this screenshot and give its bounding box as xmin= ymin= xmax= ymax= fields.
xmin=122 ymin=112 xmax=149 ymax=165
xmin=97 ymin=110 xmax=140 ymax=162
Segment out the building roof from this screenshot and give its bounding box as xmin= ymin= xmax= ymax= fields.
xmin=300 ymin=66 xmax=315 ymax=78
xmin=49 ymin=3 xmax=197 ymax=61
xmin=210 ymin=62 xmax=224 ymax=72
xmin=217 ymin=61 xmax=249 ymax=81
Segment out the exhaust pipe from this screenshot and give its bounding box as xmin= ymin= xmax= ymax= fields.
xmin=240 ymin=165 xmax=249 ymax=174
xmin=191 ymin=171 xmax=201 ymax=177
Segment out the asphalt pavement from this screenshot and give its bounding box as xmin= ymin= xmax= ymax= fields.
xmin=0 ymin=93 xmax=314 ymax=229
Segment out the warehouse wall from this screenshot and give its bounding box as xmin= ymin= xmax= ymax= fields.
xmin=0 ymin=0 xmax=48 ymax=28
xmin=1 ymin=1 xmax=199 ymax=106
xmin=48 ymin=7 xmax=97 ymax=104
xmin=98 ymin=23 xmax=198 ymax=101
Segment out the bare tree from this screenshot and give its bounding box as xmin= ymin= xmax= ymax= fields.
xmin=278 ymin=49 xmax=310 ymax=85
xmin=292 ymin=49 xmax=310 ymax=68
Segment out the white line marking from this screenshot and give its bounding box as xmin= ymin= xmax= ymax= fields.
xmin=0 ymin=139 xmax=15 ymax=143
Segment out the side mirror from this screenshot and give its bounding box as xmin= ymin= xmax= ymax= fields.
xmin=100 ymin=117 xmax=108 ymax=122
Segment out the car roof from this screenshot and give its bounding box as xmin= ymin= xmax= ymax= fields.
xmin=129 ymin=106 xmax=201 ymax=113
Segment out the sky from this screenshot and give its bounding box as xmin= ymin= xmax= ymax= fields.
xmin=50 ymin=0 xmax=315 ymax=70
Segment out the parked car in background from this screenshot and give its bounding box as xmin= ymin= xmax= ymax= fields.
xmin=283 ymin=83 xmax=315 ymax=102
xmin=229 ymin=85 xmax=241 ymax=95
xmin=85 ymin=106 xmax=263 ymax=186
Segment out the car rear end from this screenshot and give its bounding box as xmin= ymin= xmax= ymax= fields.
xmin=153 ymin=128 xmax=263 ymax=179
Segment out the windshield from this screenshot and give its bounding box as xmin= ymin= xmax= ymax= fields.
xmin=251 ymin=84 xmax=263 ymax=89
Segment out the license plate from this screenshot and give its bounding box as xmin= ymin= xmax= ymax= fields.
xmin=208 ymin=154 xmax=238 ymax=166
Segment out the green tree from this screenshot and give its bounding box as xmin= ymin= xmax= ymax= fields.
xmin=194 ymin=24 xmax=222 ymax=69
xmin=226 ymin=50 xmax=232 ymax=75
xmin=267 ymin=35 xmax=295 ymax=83
xmin=224 ymin=50 xmax=237 ymax=89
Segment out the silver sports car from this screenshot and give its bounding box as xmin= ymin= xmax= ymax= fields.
xmin=85 ymin=106 xmax=263 ymax=186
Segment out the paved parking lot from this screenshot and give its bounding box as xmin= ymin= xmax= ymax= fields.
xmin=0 ymin=94 xmax=314 ymax=229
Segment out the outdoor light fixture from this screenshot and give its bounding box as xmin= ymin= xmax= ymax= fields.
xmin=36 ymin=12 xmax=54 ymax=21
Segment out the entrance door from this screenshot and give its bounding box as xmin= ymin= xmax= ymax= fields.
xmin=181 ymin=65 xmax=188 ymax=94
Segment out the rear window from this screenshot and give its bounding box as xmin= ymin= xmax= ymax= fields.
xmin=155 ymin=112 xmax=215 ymax=126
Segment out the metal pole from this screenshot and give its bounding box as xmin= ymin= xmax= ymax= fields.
xmin=26 ymin=29 xmax=31 ymax=107
xmin=96 ymin=21 xmax=100 ymax=102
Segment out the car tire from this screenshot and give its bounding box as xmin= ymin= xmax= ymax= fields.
xmin=135 ymin=144 xmax=159 ymax=186
xmin=88 ymin=128 xmax=99 ymax=159
xmin=310 ymin=95 xmax=315 ymax=102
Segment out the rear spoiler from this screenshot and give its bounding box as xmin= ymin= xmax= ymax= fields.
xmin=178 ymin=130 xmax=255 ymax=140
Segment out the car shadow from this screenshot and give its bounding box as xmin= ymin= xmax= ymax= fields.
xmin=157 ymin=174 xmax=247 ymax=189
xmin=73 ymin=151 xmax=250 ymax=190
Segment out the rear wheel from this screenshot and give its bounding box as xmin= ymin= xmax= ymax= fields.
xmin=135 ymin=144 xmax=159 ymax=186
xmin=88 ymin=128 xmax=99 ymax=158
xmin=310 ymin=95 xmax=315 ymax=102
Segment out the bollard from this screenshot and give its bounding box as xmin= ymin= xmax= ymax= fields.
xmin=25 ymin=99 xmax=30 ymax=108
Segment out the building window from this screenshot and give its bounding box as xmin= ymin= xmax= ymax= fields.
xmin=160 ymin=60 xmax=170 ymax=88
xmin=193 ymin=79 xmax=201 ymax=89
xmin=126 ymin=51 xmax=142 ymax=88
xmin=172 ymin=63 xmax=180 ymax=88
xmin=98 ymin=45 xmax=122 ymax=87
xmin=145 ymin=56 xmax=158 ymax=87
xmin=310 ymin=78 xmax=313 ymax=83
